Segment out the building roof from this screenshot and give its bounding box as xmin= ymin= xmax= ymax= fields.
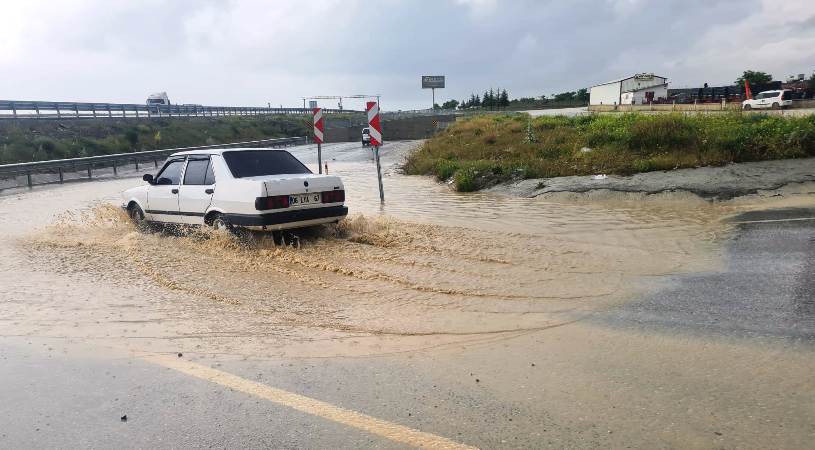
xmin=591 ymin=73 xmax=668 ymax=88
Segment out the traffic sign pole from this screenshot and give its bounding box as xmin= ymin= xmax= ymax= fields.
xmin=367 ymin=101 xmax=384 ymax=203
xmin=312 ymin=108 xmax=324 ymax=174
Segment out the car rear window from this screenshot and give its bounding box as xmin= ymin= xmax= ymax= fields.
xmin=223 ymin=150 xmax=311 ymax=178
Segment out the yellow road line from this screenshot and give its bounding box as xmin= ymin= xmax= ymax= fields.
xmin=143 ymin=354 xmax=477 ymax=450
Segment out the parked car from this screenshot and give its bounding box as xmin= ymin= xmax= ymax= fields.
xmin=361 ymin=127 xmax=371 ymax=147
xmin=121 ymin=148 xmax=348 ymax=232
xmin=742 ymin=90 xmax=793 ymax=110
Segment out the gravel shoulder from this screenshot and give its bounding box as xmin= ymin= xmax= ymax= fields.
xmin=489 ymin=157 xmax=815 ymax=200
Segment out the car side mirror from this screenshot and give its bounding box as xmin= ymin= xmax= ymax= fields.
xmin=143 ymin=174 xmax=155 ymax=184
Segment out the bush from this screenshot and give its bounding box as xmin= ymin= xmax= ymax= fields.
xmin=404 ymin=112 xmax=815 ymax=191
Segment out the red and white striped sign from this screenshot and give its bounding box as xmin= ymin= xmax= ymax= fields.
xmin=312 ymin=108 xmax=324 ymax=144
xmin=366 ymin=101 xmax=382 ymax=146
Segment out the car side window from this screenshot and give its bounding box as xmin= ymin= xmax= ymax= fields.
xmin=183 ymin=159 xmax=211 ymax=185
xmin=156 ymin=160 xmax=184 ymax=185
xmin=204 ymin=160 xmax=216 ymax=185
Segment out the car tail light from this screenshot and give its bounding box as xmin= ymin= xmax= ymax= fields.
xmin=321 ymin=189 xmax=345 ymax=203
xmin=255 ymin=195 xmax=290 ymax=210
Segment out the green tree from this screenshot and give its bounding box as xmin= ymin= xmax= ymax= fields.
xmin=441 ymin=99 xmax=459 ymax=110
xmin=499 ymin=89 xmax=510 ymax=109
xmin=576 ymin=88 xmax=589 ymax=103
xmin=554 ymin=91 xmax=576 ymax=102
xmin=735 ymin=70 xmax=773 ymax=85
xmin=809 ymin=74 xmax=815 ymax=98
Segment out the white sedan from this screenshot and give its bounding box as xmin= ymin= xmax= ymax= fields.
xmin=121 ymin=148 xmax=348 ymax=231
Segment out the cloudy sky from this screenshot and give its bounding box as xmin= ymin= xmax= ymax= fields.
xmin=1 ymin=0 xmax=813 ymax=110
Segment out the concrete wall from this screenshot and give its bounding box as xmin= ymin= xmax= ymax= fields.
xmin=323 ymin=115 xmax=456 ymax=143
xmin=621 ymin=85 xmax=668 ymax=105
xmin=620 ymin=76 xmax=667 ymax=94
xmin=590 ymin=82 xmax=621 ymax=105
xmin=589 ymin=99 xmax=815 ymax=112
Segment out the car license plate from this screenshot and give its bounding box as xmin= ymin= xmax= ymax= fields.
xmin=289 ymin=193 xmax=320 ymax=206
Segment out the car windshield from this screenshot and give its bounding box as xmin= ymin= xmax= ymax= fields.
xmin=223 ymin=150 xmax=312 ymax=178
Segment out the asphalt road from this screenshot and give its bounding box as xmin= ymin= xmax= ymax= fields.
xmin=1 ymin=143 xmax=814 ymax=448
xmin=595 ymin=208 xmax=815 ymax=341
xmin=1 ymin=207 xmax=813 ymax=448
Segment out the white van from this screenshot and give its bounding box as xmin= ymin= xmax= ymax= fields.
xmin=742 ymin=90 xmax=793 ymax=110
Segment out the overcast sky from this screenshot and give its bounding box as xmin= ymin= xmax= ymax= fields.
xmin=1 ymin=0 xmax=813 ymax=110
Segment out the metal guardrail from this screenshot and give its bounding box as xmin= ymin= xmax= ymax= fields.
xmin=0 ymin=100 xmax=352 ymax=120
xmin=0 ymin=99 xmax=528 ymax=122
xmin=0 ymin=136 xmax=308 ymax=188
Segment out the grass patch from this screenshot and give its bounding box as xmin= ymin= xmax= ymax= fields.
xmin=404 ymin=112 xmax=815 ymax=191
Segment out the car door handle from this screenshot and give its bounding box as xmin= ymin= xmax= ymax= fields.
xmin=171 ymin=188 xmax=179 ymax=194
xmin=205 ymin=188 xmax=214 ymax=194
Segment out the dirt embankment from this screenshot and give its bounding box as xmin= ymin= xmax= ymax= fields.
xmin=489 ymin=157 xmax=815 ymax=200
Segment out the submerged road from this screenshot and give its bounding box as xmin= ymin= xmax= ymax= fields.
xmin=1 ymin=142 xmax=814 ymax=449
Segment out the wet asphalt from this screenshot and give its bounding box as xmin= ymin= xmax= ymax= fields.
xmin=595 ymin=207 xmax=815 ymax=342
xmin=2 ymin=203 xmax=815 ymax=448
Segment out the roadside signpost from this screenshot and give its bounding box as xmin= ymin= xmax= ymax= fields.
xmin=422 ymin=75 xmax=445 ymax=109
xmin=367 ymin=101 xmax=384 ymax=203
xmin=313 ymin=107 xmax=324 ymax=174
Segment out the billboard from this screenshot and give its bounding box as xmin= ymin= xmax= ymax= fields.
xmin=422 ymin=75 xmax=445 ymax=89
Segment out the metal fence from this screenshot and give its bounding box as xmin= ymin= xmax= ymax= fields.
xmin=0 ymin=100 xmax=351 ymax=120
xmin=0 ymin=136 xmax=307 ymax=188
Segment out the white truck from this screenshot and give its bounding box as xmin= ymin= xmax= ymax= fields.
xmin=146 ymin=92 xmax=171 ymax=114
xmin=146 ymin=92 xmax=171 ymax=107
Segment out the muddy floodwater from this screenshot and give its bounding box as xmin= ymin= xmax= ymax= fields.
xmin=4 ymin=141 xmax=815 ymax=448
xmin=1 ymin=141 xmax=813 ymax=359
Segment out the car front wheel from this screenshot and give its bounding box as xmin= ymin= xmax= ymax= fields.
xmin=127 ymin=204 xmax=150 ymax=231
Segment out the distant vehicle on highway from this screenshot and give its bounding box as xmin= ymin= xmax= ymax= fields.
xmin=361 ymin=127 xmax=371 ymax=147
xmin=146 ymin=92 xmax=171 ymax=112
xmin=742 ymin=90 xmax=793 ymax=110
xmin=122 ymin=148 xmax=348 ymax=232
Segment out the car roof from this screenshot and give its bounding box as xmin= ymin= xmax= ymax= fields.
xmin=170 ymin=147 xmax=289 ymax=157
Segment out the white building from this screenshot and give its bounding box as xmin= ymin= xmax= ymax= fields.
xmin=589 ymin=73 xmax=668 ymax=105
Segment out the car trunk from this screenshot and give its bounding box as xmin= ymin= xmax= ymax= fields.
xmin=244 ymin=174 xmax=343 ymax=198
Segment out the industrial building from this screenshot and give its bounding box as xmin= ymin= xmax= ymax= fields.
xmin=590 ymin=73 xmax=668 ymax=105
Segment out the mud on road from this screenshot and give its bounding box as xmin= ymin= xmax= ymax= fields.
xmin=1 ymin=141 xmax=811 ymax=357
xmin=2 ymin=141 xmax=815 ymax=448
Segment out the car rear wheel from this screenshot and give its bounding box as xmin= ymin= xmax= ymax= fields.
xmin=743 ymin=104 xmax=751 ymax=110
xmin=772 ymin=102 xmax=780 ymax=110
xmin=209 ymin=213 xmax=233 ymax=232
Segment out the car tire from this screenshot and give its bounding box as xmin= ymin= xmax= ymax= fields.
xmin=743 ymin=104 xmax=751 ymax=110
xmin=772 ymin=102 xmax=780 ymax=110
xmin=209 ymin=213 xmax=233 ymax=232
xmin=127 ymin=204 xmax=148 ymax=230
